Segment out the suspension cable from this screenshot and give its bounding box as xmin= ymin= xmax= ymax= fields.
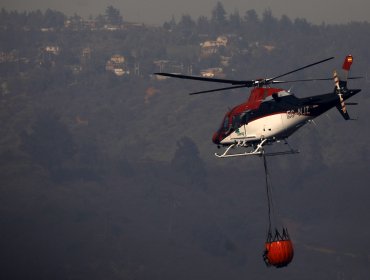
xmin=263 ymin=154 xmax=274 ymax=240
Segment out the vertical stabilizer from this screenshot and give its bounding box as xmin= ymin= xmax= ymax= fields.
xmin=342 ymin=54 xmax=353 ymax=79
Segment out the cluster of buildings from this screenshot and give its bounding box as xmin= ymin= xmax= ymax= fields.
xmin=153 ymin=35 xmax=232 ymax=79
xmin=64 ymin=18 xmax=145 ymax=32
xmin=1 ymin=28 xmax=276 ymax=80
xmin=151 ymin=34 xmax=277 ymax=80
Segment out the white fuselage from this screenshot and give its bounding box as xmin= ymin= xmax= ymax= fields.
xmin=220 ymin=112 xmax=311 ymax=145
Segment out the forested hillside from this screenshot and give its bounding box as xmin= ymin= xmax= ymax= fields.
xmin=1 ymin=3 xmax=369 ymax=280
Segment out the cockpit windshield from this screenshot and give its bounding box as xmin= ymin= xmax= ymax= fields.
xmin=222 ymin=115 xmax=231 ymax=132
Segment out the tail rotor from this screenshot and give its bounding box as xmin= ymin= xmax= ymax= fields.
xmin=333 ymin=55 xmax=354 ymax=120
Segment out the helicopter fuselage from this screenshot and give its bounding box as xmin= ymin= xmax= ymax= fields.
xmin=155 ymin=54 xmax=361 ymax=157
xmin=212 ymin=87 xmax=361 ymax=146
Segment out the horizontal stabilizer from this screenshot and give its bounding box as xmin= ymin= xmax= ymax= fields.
xmin=336 ymin=104 xmax=350 ymax=120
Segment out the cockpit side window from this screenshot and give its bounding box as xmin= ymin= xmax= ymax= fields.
xmin=232 ymin=115 xmax=241 ymax=129
xmin=231 ymin=116 xmax=236 ymax=129
xmin=223 ymin=116 xmax=230 ymax=131
xmin=240 ymin=111 xmax=250 ymax=124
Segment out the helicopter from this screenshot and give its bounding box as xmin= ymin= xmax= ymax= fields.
xmin=155 ymin=55 xmax=362 ymax=158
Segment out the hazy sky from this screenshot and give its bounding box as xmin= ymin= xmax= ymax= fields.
xmin=2 ymin=0 xmax=370 ymax=24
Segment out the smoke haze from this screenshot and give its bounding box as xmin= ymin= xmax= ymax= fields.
xmin=2 ymin=0 xmax=370 ymax=24
xmin=1 ymin=2 xmax=370 ymax=280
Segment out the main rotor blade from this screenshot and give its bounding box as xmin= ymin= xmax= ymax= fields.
xmin=268 ymin=57 xmax=335 ymax=82
xmin=348 ymin=76 xmax=364 ymax=80
xmin=189 ymin=85 xmax=249 ymax=95
xmin=155 ymin=56 xmax=344 ymax=91
xmin=271 ymin=78 xmax=332 ymax=84
xmin=271 ymin=76 xmax=364 ymax=84
xmin=155 ymin=72 xmax=252 ymax=85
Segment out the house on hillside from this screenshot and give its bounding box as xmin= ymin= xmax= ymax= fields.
xmin=0 ymin=51 xmax=17 ymax=63
xmin=263 ymin=45 xmax=276 ymax=52
xmin=200 ymin=36 xmax=228 ymax=56
xmin=40 ymin=27 xmax=55 ymax=32
xmin=45 ymin=46 xmax=60 ymax=55
xmin=106 ymin=54 xmax=129 ymax=76
xmin=153 ymin=60 xmax=186 ymax=77
xmin=38 ymin=45 xmax=61 ymax=66
xmin=110 ymin=54 xmax=125 ymax=64
xmin=81 ymin=47 xmax=92 ymax=64
xmin=103 ymin=24 xmax=121 ymax=31
xmin=200 ymin=67 xmax=224 ymax=78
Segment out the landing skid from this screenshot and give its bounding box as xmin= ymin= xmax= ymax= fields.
xmin=215 ymin=139 xmax=299 ymax=158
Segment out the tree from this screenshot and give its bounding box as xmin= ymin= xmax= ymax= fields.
xmin=21 ymin=112 xmax=75 ymax=179
xmin=244 ymin=9 xmax=259 ymax=25
xmin=176 ymin=14 xmax=196 ymax=42
xmin=197 ymin=16 xmax=210 ymax=34
xmin=105 ymin=5 xmax=123 ymax=26
xmin=211 ymin=2 xmax=227 ymax=26
xmin=26 ymin=10 xmax=44 ymax=29
xmin=43 ymin=9 xmax=66 ymax=28
xmin=229 ymin=10 xmax=241 ymax=30
xmin=171 ymin=137 xmax=207 ymax=189
xmin=243 ymin=9 xmax=261 ymax=41
xmin=261 ymin=9 xmax=278 ymax=39
xmin=163 ymin=15 xmax=176 ymax=31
